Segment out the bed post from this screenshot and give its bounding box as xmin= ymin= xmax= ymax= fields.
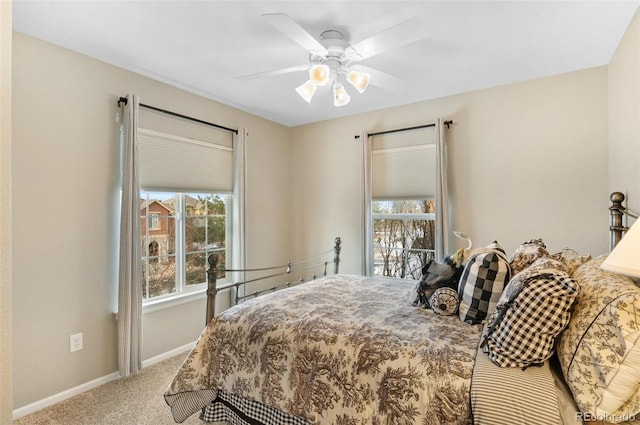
xmin=609 ymin=192 xmax=626 ymax=250
xmin=333 ymin=237 xmax=341 ymax=274
xmin=206 ymin=254 xmax=219 ymax=326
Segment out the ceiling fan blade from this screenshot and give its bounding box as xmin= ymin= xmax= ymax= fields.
xmin=346 ymin=17 xmax=428 ymax=61
xmin=262 ymin=13 xmax=328 ymax=57
xmin=352 ymin=65 xmax=409 ymax=94
xmin=235 ymin=64 xmax=309 ymax=81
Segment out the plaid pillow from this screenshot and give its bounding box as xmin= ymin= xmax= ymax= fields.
xmin=458 ymin=241 xmax=511 ymax=324
xmin=481 ymin=258 xmax=580 ymax=368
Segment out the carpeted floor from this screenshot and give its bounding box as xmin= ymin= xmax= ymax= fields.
xmin=13 ymin=352 xmax=207 ymax=425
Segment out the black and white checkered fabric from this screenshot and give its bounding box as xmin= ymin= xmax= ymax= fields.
xmin=200 ymin=390 xmax=312 ymax=425
xmin=458 ymin=242 xmax=511 ymax=324
xmin=481 ymin=268 xmax=580 ymax=368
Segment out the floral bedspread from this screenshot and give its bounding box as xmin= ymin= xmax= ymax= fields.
xmin=165 ymin=274 xmax=482 ymax=425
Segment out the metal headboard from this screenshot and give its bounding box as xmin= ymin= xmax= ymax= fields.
xmin=609 ymin=191 xmax=639 ymax=250
xmin=205 ymin=237 xmax=342 ymax=325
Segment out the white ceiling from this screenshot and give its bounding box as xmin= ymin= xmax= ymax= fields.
xmin=12 ymin=1 xmax=640 ymax=127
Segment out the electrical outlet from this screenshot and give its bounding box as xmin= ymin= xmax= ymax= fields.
xmin=70 ymin=333 xmax=83 ymax=352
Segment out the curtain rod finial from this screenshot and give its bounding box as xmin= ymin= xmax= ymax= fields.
xmin=117 ymin=96 xmax=128 ymax=107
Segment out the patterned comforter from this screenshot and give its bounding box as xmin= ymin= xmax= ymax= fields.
xmin=165 ymin=274 xmax=483 ymax=425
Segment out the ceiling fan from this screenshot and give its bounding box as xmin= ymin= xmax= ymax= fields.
xmin=236 ymin=13 xmax=429 ymax=106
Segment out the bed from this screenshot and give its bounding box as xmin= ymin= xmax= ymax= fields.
xmin=165 ymin=192 xmax=640 ymax=425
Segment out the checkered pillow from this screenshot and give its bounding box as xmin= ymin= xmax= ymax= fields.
xmin=481 ymin=258 xmax=580 ymax=368
xmin=458 ymin=241 xmax=511 ymax=324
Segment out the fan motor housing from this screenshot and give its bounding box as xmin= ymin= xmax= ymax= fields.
xmin=315 ymin=30 xmax=351 ymax=74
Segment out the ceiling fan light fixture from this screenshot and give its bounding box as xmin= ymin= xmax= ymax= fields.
xmin=309 ymin=63 xmax=331 ymax=86
xmin=333 ymin=83 xmax=351 ymax=107
xmin=296 ymin=80 xmax=317 ymax=103
xmin=347 ymin=70 xmax=371 ymax=93
xmin=252 ymin=13 xmax=425 ymax=110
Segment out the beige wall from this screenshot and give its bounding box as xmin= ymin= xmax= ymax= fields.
xmin=10 ymin=7 xmax=640 ymax=418
xmin=11 ymin=33 xmax=292 ymax=409
xmin=291 ymin=66 xmax=610 ymax=273
xmin=609 ymin=8 xmax=640 ymax=214
xmin=1 ymin=2 xmax=12 ymax=424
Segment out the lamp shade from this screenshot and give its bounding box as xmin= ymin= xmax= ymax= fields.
xmin=309 ymin=64 xmax=330 ymax=86
xmin=333 ymin=83 xmax=350 ymax=106
xmin=295 ymin=80 xmax=317 ymax=103
xmin=601 ymin=219 xmax=640 ymax=278
xmin=347 ymin=70 xmax=371 ymax=93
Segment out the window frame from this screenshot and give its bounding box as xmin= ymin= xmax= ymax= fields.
xmin=371 ymin=201 xmax=436 ymax=279
xmin=363 ymin=124 xmax=442 ymax=279
xmin=140 ymin=191 xmax=232 ymax=309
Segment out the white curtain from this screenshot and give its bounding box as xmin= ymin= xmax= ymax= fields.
xmin=231 ymin=128 xmax=247 ymax=304
xmin=435 ymin=118 xmax=450 ymax=262
xmin=360 ymin=131 xmax=373 ymax=276
xmin=118 ymin=94 xmax=143 ymax=377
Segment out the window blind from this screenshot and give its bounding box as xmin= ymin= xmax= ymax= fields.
xmin=371 ymin=127 xmax=436 ymax=200
xmin=137 ymin=128 xmax=233 ymax=193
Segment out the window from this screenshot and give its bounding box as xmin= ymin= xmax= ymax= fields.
xmin=136 ymin=126 xmax=236 ymax=304
xmin=148 ymin=213 xmax=160 ymax=230
xmin=366 ymin=126 xmax=438 ymax=279
xmin=140 ymin=190 xmax=229 ymax=301
xmin=372 ymin=199 xmax=435 ymax=279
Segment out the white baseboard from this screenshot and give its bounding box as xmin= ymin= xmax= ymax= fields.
xmin=142 ymin=341 xmax=194 ymax=368
xmin=12 ymin=341 xmax=195 ymax=420
xmin=12 ymin=371 xmax=120 ymax=420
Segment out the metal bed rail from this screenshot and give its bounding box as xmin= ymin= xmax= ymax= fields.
xmin=205 ymin=237 xmax=341 ymax=324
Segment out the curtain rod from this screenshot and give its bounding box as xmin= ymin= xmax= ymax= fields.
xmin=354 ymin=120 xmax=453 ymax=140
xmin=117 ymin=96 xmax=238 ymax=135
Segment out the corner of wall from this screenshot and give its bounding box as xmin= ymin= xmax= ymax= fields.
xmin=0 ymin=2 xmax=13 ymax=424
xmin=608 ymin=6 xmax=640 ymax=212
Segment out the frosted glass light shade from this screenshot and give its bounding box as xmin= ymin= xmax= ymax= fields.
xmin=347 ymin=70 xmax=371 ymax=93
xmin=309 ymin=64 xmax=331 ymax=86
xmin=601 ymin=219 xmax=640 ymax=278
xmin=295 ymin=80 xmax=317 ymax=103
xmin=333 ymin=83 xmax=350 ymax=106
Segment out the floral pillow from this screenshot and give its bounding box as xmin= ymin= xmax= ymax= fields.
xmin=556 ymin=255 xmax=640 ymax=421
xmin=548 ymin=248 xmax=591 ymax=276
xmin=509 ymin=238 xmax=549 ymax=275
